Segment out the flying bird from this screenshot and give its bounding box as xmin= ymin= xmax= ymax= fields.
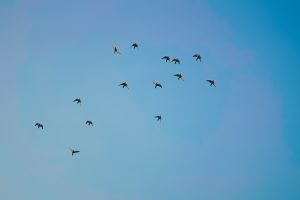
xmin=153 ymin=81 xmax=162 ymax=88
xmin=171 ymin=58 xmax=180 ymax=64
xmin=119 ymin=82 xmax=129 ymax=89
xmin=161 ymin=56 xmax=171 ymax=62
xmin=193 ymin=53 xmax=202 ymax=61
xmin=86 ymin=120 xmax=93 ymax=126
xmin=35 ymin=123 xmax=43 ymax=129
xmin=69 ymin=148 xmax=80 ymax=156
xmin=173 ymin=73 xmax=184 ymax=80
xmin=206 ymin=80 xmax=216 ymax=87
xmin=113 ymin=45 xmax=121 ymax=54
xmin=131 ymin=43 xmax=138 ymax=49
xmin=155 ymin=115 xmax=162 ymax=123
xmin=73 ymin=98 xmax=82 ymax=106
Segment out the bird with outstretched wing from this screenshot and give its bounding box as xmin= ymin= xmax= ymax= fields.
xmin=162 ymin=56 xmax=171 ymax=62
xmin=173 ymin=73 xmax=184 ymax=81
xmin=193 ymin=53 xmax=202 ymax=61
xmin=206 ymin=80 xmax=216 ymax=87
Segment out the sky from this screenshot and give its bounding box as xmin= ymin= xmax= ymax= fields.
xmin=0 ymin=0 xmax=300 ymax=199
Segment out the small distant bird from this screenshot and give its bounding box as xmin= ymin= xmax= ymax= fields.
xmin=206 ymin=80 xmax=216 ymax=87
xmin=155 ymin=115 xmax=162 ymax=123
xmin=193 ymin=53 xmax=202 ymax=61
xmin=69 ymin=148 xmax=80 ymax=156
xmin=73 ymin=98 xmax=82 ymax=106
xmin=171 ymin=58 xmax=180 ymax=64
xmin=35 ymin=123 xmax=43 ymax=129
xmin=86 ymin=120 xmax=93 ymax=126
xmin=131 ymin=43 xmax=138 ymax=49
xmin=119 ymin=82 xmax=129 ymax=89
xmin=173 ymin=73 xmax=184 ymax=80
xmin=161 ymin=56 xmax=171 ymax=62
xmin=153 ymin=81 xmax=162 ymax=88
xmin=113 ymin=45 xmax=121 ymax=54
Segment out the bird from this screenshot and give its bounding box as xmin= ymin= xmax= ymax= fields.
xmin=171 ymin=58 xmax=180 ymax=64
xmin=119 ymin=82 xmax=129 ymax=89
xmin=193 ymin=53 xmax=202 ymax=61
xmin=73 ymin=98 xmax=82 ymax=106
xmin=206 ymin=80 xmax=216 ymax=87
xmin=153 ymin=81 xmax=162 ymax=88
xmin=35 ymin=123 xmax=43 ymax=129
xmin=161 ymin=56 xmax=171 ymax=62
xmin=113 ymin=45 xmax=121 ymax=54
xmin=155 ymin=115 xmax=162 ymax=123
xmin=86 ymin=120 xmax=93 ymax=126
xmin=173 ymin=73 xmax=184 ymax=80
xmin=69 ymin=148 xmax=80 ymax=156
xmin=131 ymin=43 xmax=138 ymax=49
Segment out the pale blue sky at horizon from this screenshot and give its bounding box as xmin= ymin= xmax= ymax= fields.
xmin=1 ymin=0 xmax=300 ymax=200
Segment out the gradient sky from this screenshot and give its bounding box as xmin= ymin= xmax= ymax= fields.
xmin=1 ymin=0 xmax=300 ymax=200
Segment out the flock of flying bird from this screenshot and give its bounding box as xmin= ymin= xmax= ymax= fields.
xmin=35 ymin=43 xmax=216 ymax=156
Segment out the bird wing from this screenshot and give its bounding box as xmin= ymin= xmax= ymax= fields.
xmin=40 ymin=125 xmax=43 ymax=129
xmin=35 ymin=123 xmax=38 ymax=126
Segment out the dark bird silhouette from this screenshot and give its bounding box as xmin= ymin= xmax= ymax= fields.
xmin=155 ymin=115 xmax=162 ymax=123
xmin=173 ymin=73 xmax=184 ymax=80
xmin=171 ymin=58 xmax=180 ymax=64
xmin=153 ymin=81 xmax=162 ymax=88
xmin=119 ymin=82 xmax=129 ymax=89
xmin=69 ymin=148 xmax=80 ymax=156
xmin=193 ymin=53 xmax=202 ymax=61
xmin=206 ymin=80 xmax=216 ymax=87
xmin=113 ymin=45 xmax=121 ymax=54
xmin=35 ymin=123 xmax=43 ymax=129
xmin=131 ymin=43 xmax=138 ymax=49
xmin=73 ymin=98 xmax=82 ymax=106
xmin=161 ymin=56 xmax=171 ymax=62
xmin=86 ymin=120 xmax=93 ymax=126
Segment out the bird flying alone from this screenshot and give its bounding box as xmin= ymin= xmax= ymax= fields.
xmin=86 ymin=120 xmax=93 ymax=126
xmin=206 ymin=80 xmax=216 ymax=87
xmin=73 ymin=98 xmax=82 ymax=106
xmin=153 ymin=81 xmax=162 ymax=88
xmin=113 ymin=45 xmax=121 ymax=54
xmin=171 ymin=58 xmax=180 ymax=64
xmin=131 ymin=43 xmax=138 ymax=49
xmin=173 ymin=73 xmax=184 ymax=80
xmin=119 ymin=82 xmax=129 ymax=89
xmin=155 ymin=115 xmax=162 ymax=123
xmin=69 ymin=148 xmax=80 ymax=156
xmin=193 ymin=53 xmax=202 ymax=61
xmin=35 ymin=123 xmax=43 ymax=129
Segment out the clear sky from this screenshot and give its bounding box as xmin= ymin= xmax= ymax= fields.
xmin=1 ymin=0 xmax=300 ymax=199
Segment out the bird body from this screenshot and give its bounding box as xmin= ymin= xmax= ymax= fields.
xmin=171 ymin=58 xmax=180 ymax=64
xmin=35 ymin=123 xmax=43 ymax=129
xmin=173 ymin=73 xmax=184 ymax=80
xmin=119 ymin=82 xmax=129 ymax=89
xmin=69 ymin=148 xmax=80 ymax=156
xmin=206 ymin=80 xmax=216 ymax=87
xmin=162 ymin=56 xmax=171 ymax=62
xmin=155 ymin=115 xmax=162 ymax=122
xmin=193 ymin=53 xmax=202 ymax=61
xmin=153 ymin=81 xmax=162 ymax=88
xmin=73 ymin=98 xmax=82 ymax=106
xmin=131 ymin=43 xmax=138 ymax=49
xmin=86 ymin=120 xmax=93 ymax=126
xmin=113 ymin=45 xmax=121 ymax=54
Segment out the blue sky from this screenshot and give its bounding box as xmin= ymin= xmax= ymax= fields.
xmin=1 ymin=0 xmax=300 ymax=199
